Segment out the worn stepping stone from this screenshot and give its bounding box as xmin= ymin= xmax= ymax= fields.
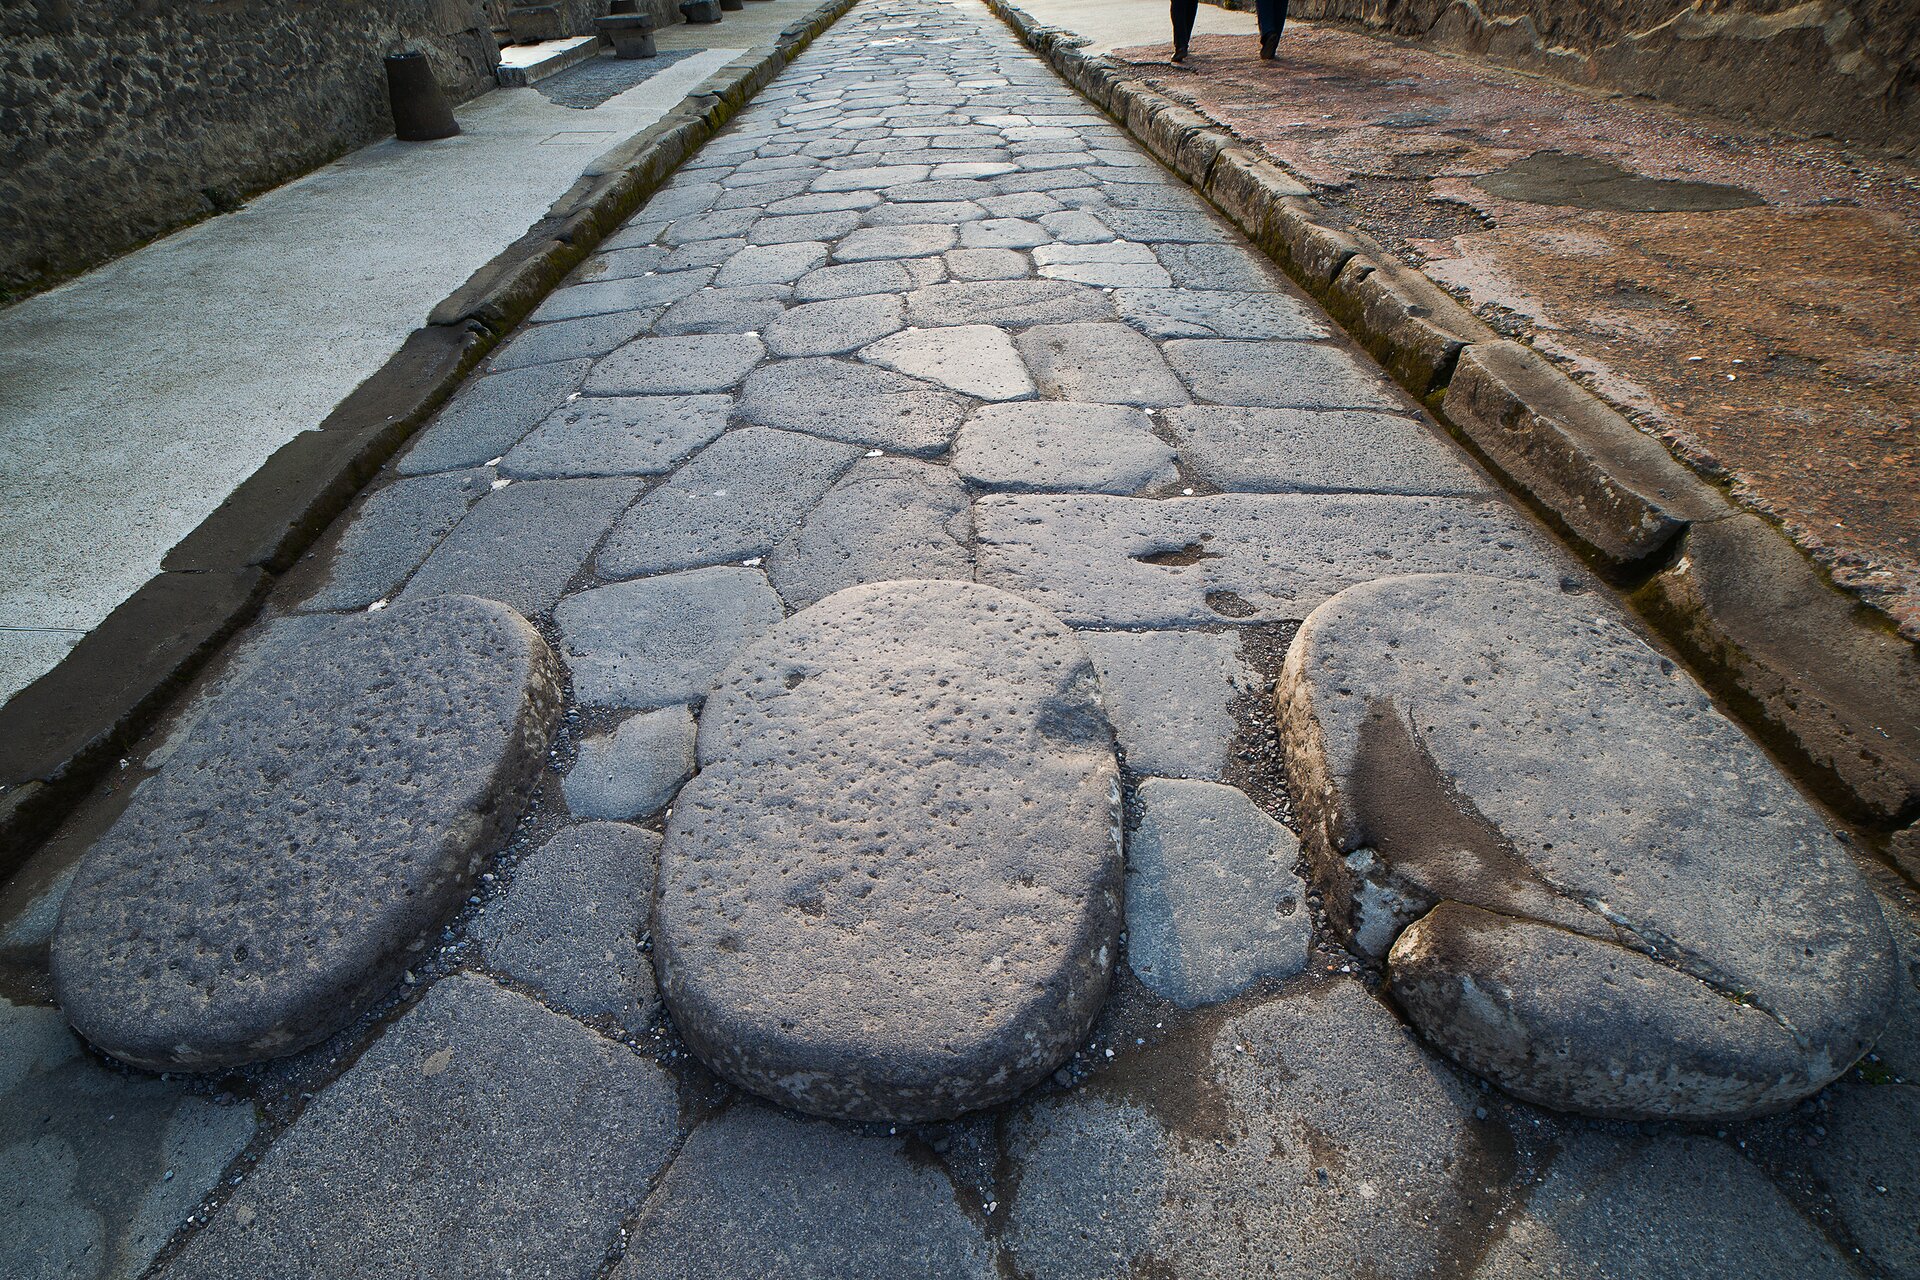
xmin=52 ymin=596 xmax=563 ymax=1070
xmin=1277 ymin=573 xmax=1897 ymax=1119
xmin=655 ymin=581 xmax=1122 ymax=1121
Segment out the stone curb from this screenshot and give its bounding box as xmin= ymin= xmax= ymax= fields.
xmin=986 ymin=0 xmax=1920 ymax=836
xmin=0 ymin=0 xmax=860 ymax=874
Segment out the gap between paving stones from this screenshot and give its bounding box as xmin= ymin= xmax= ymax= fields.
xmin=0 ymin=0 xmax=862 ymax=877
xmin=985 ymin=0 xmax=1920 ymax=851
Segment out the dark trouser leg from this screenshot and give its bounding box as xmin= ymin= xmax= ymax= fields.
xmin=1170 ymin=0 xmax=1198 ymax=52
xmin=1256 ymin=0 xmax=1287 ymax=54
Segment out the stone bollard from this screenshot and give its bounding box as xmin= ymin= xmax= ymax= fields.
xmin=596 ymin=13 xmax=657 ymax=57
xmin=680 ymin=0 xmax=724 ymax=21
xmin=384 ymin=52 xmax=459 ymax=141
xmin=719 ymin=0 xmax=745 ymax=9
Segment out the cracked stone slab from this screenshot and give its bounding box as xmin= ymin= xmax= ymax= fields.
xmin=1083 ymin=630 xmax=1253 ymax=779
xmin=905 ymin=279 xmax=1115 ymax=328
xmin=598 ymin=427 xmax=863 ymax=578
xmin=1276 ymin=573 xmax=1897 ymax=1119
xmin=660 ymin=237 xmax=746 ymax=271
xmin=556 ymin=567 xmax=785 ymax=710
xmin=764 ymin=293 xmax=906 ymax=357
xmin=532 ymin=268 xmax=714 ymax=323
xmin=398 ymin=360 xmax=591 ymax=475
xmin=953 ymin=402 xmax=1176 ymax=494
xmin=1113 ymin=288 xmax=1330 ymax=340
xmin=474 ymin=822 xmax=663 ymax=1036
xmin=617 ymin=1104 xmax=996 ymax=1279
xmin=492 ymin=311 xmax=653 ymax=372
xmin=500 ymin=395 xmax=732 ymax=479
xmin=716 ymin=242 xmax=830 ymax=287
xmin=737 ymin=358 xmax=969 ymax=456
xmin=834 ymin=225 xmax=960 ymax=261
xmin=52 ymin=597 xmax=563 ymax=1070
xmin=976 ymin=492 xmax=1558 ymax=627
xmin=946 ymin=248 xmax=1031 ymax=280
xmin=1016 ymin=323 xmax=1188 ymax=406
xmin=1152 ymin=243 xmax=1280 ymax=291
xmin=300 ymin=468 xmax=492 ymax=611
xmin=1033 ymin=243 xmax=1174 ymax=288
xmin=656 ymin=581 xmax=1122 ymax=1122
xmin=860 ymin=324 xmax=1035 ymax=400
xmin=765 ymin=457 xmax=974 ymax=609
xmin=1126 ymin=779 xmax=1310 ymax=1008
xmin=1164 ymin=340 xmax=1405 ymax=411
xmin=795 ymin=260 xmax=918 ymax=301
xmin=652 ymin=288 xmax=788 ymax=337
xmin=159 ymin=974 xmax=678 ymax=1280
xmin=584 ymin=334 xmax=765 ymax=396
xmin=1164 ymin=406 xmax=1490 ymax=495
xmin=562 ymin=706 xmax=698 ymax=822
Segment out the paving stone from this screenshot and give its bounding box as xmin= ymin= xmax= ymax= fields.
xmin=906 ymin=279 xmax=1115 ymax=328
xmin=556 ymin=567 xmax=786 ymax=710
xmin=651 ymin=287 xmax=788 ymax=337
xmin=764 ymin=457 xmax=974 ymax=609
xmin=660 ymin=237 xmax=747 ymax=271
xmin=640 ymin=180 xmax=723 ymax=221
xmin=716 ymin=242 xmax=830 ymax=287
xmin=500 ymin=395 xmax=732 ymax=479
xmin=953 ymin=402 xmax=1176 ymax=494
xmin=1164 ymin=340 xmax=1404 ymax=411
xmin=533 ymin=268 xmax=714 ymax=323
xmin=492 ymin=311 xmax=653 ymax=372
xmin=767 ymin=191 xmax=881 ymax=214
xmin=1153 ymin=243 xmax=1283 ymax=291
xmin=764 ymin=293 xmax=906 ymax=357
xmin=53 ymin=597 xmax=563 ymax=1070
xmin=599 ymin=427 xmax=862 ymax=578
xmin=1016 ymin=323 xmax=1189 ymax=406
xmin=859 ymin=323 xmax=1034 ymax=400
xmin=1033 ymin=242 xmax=1174 ymax=288
xmin=1804 ymin=1082 xmax=1919 ymax=1276
xmin=398 ymin=359 xmax=591 ymax=475
xmin=659 ymin=209 xmax=759 ymax=244
xmin=399 ymin=477 xmax=641 ymax=619
xmin=795 ymin=260 xmax=917 ymax=300
xmin=584 ymin=334 xmax=765 ymax=395
xmin=834 ymin=224 xmax=960 ymax=261
xmin=1101 ymin=208 xmax=1233 ymax=243
xmin=936 ymin=160 xmax=1018 ymax=179
xmin=976 ymin=492 xmax=1558 ymax=627
xmin=866 ymin=199 xmax=987 ymax=225
xmin=617 ymin=1104 xmax=995 ymax=1279
xmin=1113 ymin=288 xmax=1331 ymax=340
xmin=886 ymin=179 xmax=1002 ymax=203
xmin=946 ymin=248 xmax=1031 ymax=280
xmin=301 ymin=468 xmax=493 ymax=610
xmin=1036 ymin=210 xmax=1115 ymax=243
xmin=1126 ymin=779 xmax=1310 ymax=1008
xmin=562 ymin=706 xmax=699 ymax=822
xmin=473 ymin=823 xmax=663 ymax=1036
xmin=959 ymin=217 xmax=1051 ymax=249
xmin=1082 ymin=630 xmax=1253 ymax=779
xmin=1005 ymin=980 xmax=1494 ymax=1278
xmin=981 ymin=191 xmax=1064 ymax=218
xmin=655 ymin=580 xmax=1121 ymax=1121
xmin=1164 ymin=405 xmax=1490 ymax=495
xmin=749 ymin=211 xmax=866 ymax=244
xmin=0 ymin=997 xmax=255 ymax=1280
xmin=737 ymin=358 xmax=969 ymax=456
xmin=580 ymin=244 xmax=670 ymax=283
xmin=1276 ymin=572 xmax=1897 ymax=1119
xmin=1473 ymin=1132 xmax=1856 ymax=1279
xmin=716 ymin=180 xmax=811 ymax=211
xmin=815 ymin=164 xmax=932 ymax=191
xmin=160 ymin=974 xmax=679 ymax=1280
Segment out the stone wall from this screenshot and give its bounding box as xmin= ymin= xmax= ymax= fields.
xmin=0 ymin=0 xmax=504 ymax=302
xmin=1279 ymin=0 xmax=1920 ymax=156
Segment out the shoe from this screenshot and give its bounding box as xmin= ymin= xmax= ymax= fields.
xmin=1259 ymin=33 xmax=1278 ymax=59
xmin=1172 ymin=45 xmax=1189 ymax=62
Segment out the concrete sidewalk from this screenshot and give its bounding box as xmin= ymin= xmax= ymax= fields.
xmin=0 ymin=4 xmax=816 ymax=705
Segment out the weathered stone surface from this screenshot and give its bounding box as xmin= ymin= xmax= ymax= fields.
xmin=660 ymin=237 xmax=747 ymax=272
xmin=53 ymin=597 xmax=564 ymax=1070
xmin=1012 ymin=322 xmax=1187 ymax=407
xmin=399 ymin=477 xmax=641 ymax=619
xmin=946 ymin=247 xmax=1030 ymax=280
xmin=562 ymin=706 xmax=698 ymax=821
xmin=749 ymin=210 xmax=865 ymax=244
xmin=795 ymin=260 xmax=917 ymax=301
xmin=1112 ymin=287 xmax=1330 ymax=339
xmin=1276 ymin=572 xmax=1896 ymax=1118
xmin=737 ymin=358 xmax=969 ymax=456
xmin=1126 ymin=779 xmax=1310 ymax=1008
xmin=652 ymin=288 xmax=788 ymax=337
xmin=584 ymin=334 xmax=765 ymax=396
xmin=960 ymin=217 xmax=1051 ymax=249
xmin=492 ymin=311 xmax=653 ymax=372
xmin=815 ymin=164 xmax=931 ymax=191
xmin=616 ymin=1104 xmax=996 ymax=1279
xmin=301 ymin=468 xmax=492 ymax=611
xmin=869 ymin=199 xmax=989 ymax=226
xmin=1005 ymin=981 xmax=1497 ymax=1278
xmin=1152 ymin=242 xmax=1279 ymax=291
xmin=835 ymin=225 xmax=960 ymax=261
xmin=906 ymin=279 xmax=1115 ymax=328
xmin=655 ymin=581 xmax=1122 ymax=1121
xmin=398 ymin=359 xmax=591 ymax=475
xmin=977 ymin=493 xmax=1557 ymax=626
xmin=1083 ymin=630 xmax=1253 ymax=780
xmin=765 ymin=458 xmax=974 ymax=609
xmin=0 ymin=997 xmax=255 ymax=1280
xmin=474 ymin=822 xmax=663 ymax=1036
xmin=860 ymin=323 xmax=1035 ymax=399
xmin=716 ymin=242 xmax=830 ymax=287
xmin=160 ymin=974 xmax=679 ymax=1280
xmin=954 ymin=402 xmax=1177 ymax=494
xmin=1164 ymin=405 xmax=1489 ymax=495
xmin=1804 ymin=1081 xmax=1920 ymax=1276
xmin=764 ymin=293 xmax=906 ymax=357
xmin=533 ymin=269 xmax=713 ymax=324
xmin=501 ymin=395 xmax=733 ymax=479
xmin=1033 ymin=242 xmax=1173 ymax=288
xmin=598 ymin=427 xmax=863 ymax=578
xmin=556 ymin=567 xmax=785 ymax=709
xmin=1164 ymin=339 xmax=1404 ymax=410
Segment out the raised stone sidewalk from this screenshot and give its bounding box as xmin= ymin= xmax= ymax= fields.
xmin=1 ymin=0 xmax=1914 ymax=1276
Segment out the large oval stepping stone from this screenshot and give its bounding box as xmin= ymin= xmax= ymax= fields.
xmin=1276 ymin=573 xmax=1896 ymax=1119
xmin=655 ymin=580 xmax=1122 ymax=1122
xmin=52 ymin=595 xmax=563 ymax=1071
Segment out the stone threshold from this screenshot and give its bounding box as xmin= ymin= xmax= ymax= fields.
xmin=497 ymin=35 xmax=604 ymax=87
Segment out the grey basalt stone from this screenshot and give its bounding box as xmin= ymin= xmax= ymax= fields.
xmin=737 ymin=358 xmax=969 ymax=456
xmin=946 ymin=248 xmax=1031 ymax=280
xmin=398 ymin=360 xmax=591 ymax=475
xmin=533 ymin=268 xmax=714 ymax=323
xmin=563 ymin=706 xmax=698 ymax=822
xmin=474 ymin=822 xmax=663 ymax=1036
xmin=1113 ymin=288 xmax=1330 ymax=340
xmin=953 ymin=402 xmax=1176 ymax=494
xmin=160 ymin=974 xmax=679 ymax=1280
xmin=1016 ymin=323 xmax=1188 ymax=406
xmin=764 ymin=457 xmax=974 ymax=609
xmin=300 ymin=468 xmax=492 ymax=611
xmin=795 ymin=260 xmax=917 ymax=301
xmin=1165 ymin=340 xmax=1405 ymax=411
xmin=1164 ymin=405 xmax=1490 ymax=495
xmin=905 ymin=279 xmax=1114 ymax=328
xmin=52 ymin=597 xmax=564 ymax=1071
xmin=501 ymin=395 xmax=732 ymax=479
xmin=652 ymin=287 xmax=789 ymax=337
xmin=655 ymin=581 xmax=1122 ymax=1122
xmin=1083 ymin=630 xmax=1253 ymax=780
xmin=1274 ymin=573 xmax=1897 ymax=1119
xmin=716 ymin=242 xmax=830 ymax=287
xmin=763 ymin=293 xmax=906 ymax=357
xmin=491 ymin=310 xmax=654 ymax=372
xmin=859 ymin=324 xmax=1035 ymax=400
xmin=556 ymin=568 xmax=786 ymax=710
xmin=834 ymin=224 xmax=959 ymax=261
xmin=584 ymin=334 xmax=766 ymax=395
xmin=1032 ymin=243 xmax=1173 ymax=289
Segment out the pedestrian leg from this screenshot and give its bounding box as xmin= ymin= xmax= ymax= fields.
xmin=1170 ymin=0 xmax=1198 ymax=60
xmin=1257 ymin=0 xmax=1288 ymax=58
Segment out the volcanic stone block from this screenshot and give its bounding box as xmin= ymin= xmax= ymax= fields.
xmin=300 ymin=468 xmax=492 ymax=611
xmin=905 ymin=279 xmax=1115 ymax=328
xmin=716 ymin=242 xmax=831 ymax=287
xmin=1032 ymin=243 xmax=1172 ymax=289
xmin=1275 ymin=573 xmax=1897 ymax=1119
xmin=556 ymin=568 xmax=786 ymax=709
xmin=859 ymin=324 xmax=1035 ymax=400
xmin=563 ymin=706 xmax=699 ymax=822
xmin=764 ymin=294 xmax=907 ymax=357
xmin=584 ymin=334 xmax=765 ymax=396
xmin=655 ymin=581 xmax=1122 ymax=1121
xmin=737 ymin=358 xmax=969 ymax=456
xmin=653 ymin=288 xmax=788 ymax=337
xmin=1016 ymin=323 xmax=1188 ymax=406
xmin=1113 ymin=288 xmax=1329 ymax=340
xmin=532 ymin=268 xmax=714 ymax=323
xmin=834 ymin=225 xmax=960 ymax=261
xmin=52 ymin=597 xmax=564 ymax=1070
xmin=764 ymin=458 xmax=974 ymax=609
xmin=1082 ymin=630 xmax=1252 ymax=779
xmin=1164 ymin=340 xmax=1404 ymax=411
xmin=398 ymin=359 xmax=591 ymax=475
xmin=953 ymin=402 xmax=1176 ymax=494
xmin=492 ymin=311 xmax=654 ymax=372
xmin=1163 ymin=406 xmax=1489 ymax=496
xmin=501 ymin=395 xmax=732 ymax=478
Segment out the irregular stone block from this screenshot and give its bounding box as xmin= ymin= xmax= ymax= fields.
xmin=1152 ymin=242 xmax=1279 ymax=291
xmin=584 ymin=334 xmax=765 ymax=395
xmin=652 ymin=288 xmax=788 ymax=337
xmin=1163 ymin=339 xmax=1403 ymax=411
xmin=960 ymin=217 xmax=1051 ymax=249
xmin=660 ymin=237 xmax=747 ymax=272
xmin=556 ymin=567 xmax=785 ymax=709
xmin=562 ymin=706 xmax=699 ymax=821
xmin=501 ymin=395 xmax=732 ymax=479
xmin=301 ymin=468 xmax=492 ymax=611
xmin=814 ymin=164 xmax=932 ymax=191
xmin=398 ymin=360 xmax=591 ymax=475
xmin=1033 ymin=242 xmax=1173 ymax=288
xmin=748 ymin=210 xmax=865 ymax=244
xmin=795 ymin=260 xmax=918 ymax=301
xmin=860 ymin=323 xmax=1035 ymax=399
xmin=1276 ymin=573 xmax=1896 ymax=1119
xmin=765 ymin=458 xmax=973 ymax=609
xmin=1082 ymin=630 xmax=1252 ymax=779
xmin=738 ymin=358 xmax=968 ymax=456
xmin=835 ymin=225 xmax=960 ymax=261
xmin=946 ymin=248 xmax=1031 ymax=280
xmin=954 ymin=402 xmax=1176 ymax=494
xmin=160 ymin=974 xmax=679 ymax=1279
xmin=1016 ymin=323 xmax=1188 ymax=406
xmin=53 ymin=597 xmax=564 ymax=1070
xmin=532 ymin=268 xmax=714 ymax=323
xmin=764 ymin=293 xmax=906 ymax=356
xmin=906 ymin=279 xmax=1114 ymax=328
xmin=474 ymin=822 xmax=663 ymax=1036
xmin=491 ymin=311 xmax=653 ymax=372
xmin=1114 ymin=287 xmax=1329 ymax=339
xmin=1804 ymin=1080 xmax=1919 ymax=1276
xmin=656 ymin=581 xmax=1122 ymax=1121
xmin=1164 ymin=405 xmax=1489 ymax=496
xmin=716 ymin=242 xmax=830 ymax=287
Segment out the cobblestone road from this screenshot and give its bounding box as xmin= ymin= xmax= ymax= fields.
xmin=3 ymin=1 xmax=1916 ymax=1276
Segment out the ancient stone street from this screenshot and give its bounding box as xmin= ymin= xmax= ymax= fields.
xmin=2 ymin=1 xmax=1915 ymax=1277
